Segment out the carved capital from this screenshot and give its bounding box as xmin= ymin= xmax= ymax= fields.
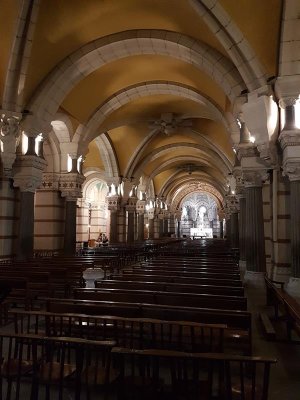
xmin=242 ymin=170 xmax=269 ymax=187
xmin=0 ymin=112 xmax=22 ymax=175
xmin=40 ymin=172 xmax=60 ymax=191
xmin=282 ymin=161 xmax=300 ymax=182
xmin=279 ymin=130 xmax=300 ymax=150
xmin=126 ymin=196 xmax=138 ymax=212
xmin=13 ymin=155 xmax=47 ymax=192
xmin=279 ymin=97 xmax=298 ymax=109
xmin=106 ymin=195 xmax=121 ymax=211
xmin=256 ymin=142 xmax=278 ymax=166
xmin=136 ymin=200 xmax=146 ymax=214
xmin=59 ymin=172 xmax=85 ymax=199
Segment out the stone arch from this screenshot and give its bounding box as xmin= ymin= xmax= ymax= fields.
xmin=25 ymin=29 xmax=245 ymax=132
xmin=189 ymin=0 xmax=267 ymax=90
xmin=81 ymin=81 xmax=228 ymax=144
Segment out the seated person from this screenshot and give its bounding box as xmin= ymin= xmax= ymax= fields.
xmin=102 ymin=234 xmax=109 ymax=245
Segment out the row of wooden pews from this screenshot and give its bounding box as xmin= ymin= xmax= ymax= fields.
xmin=0 ymin=239 xmax=276 ymax=399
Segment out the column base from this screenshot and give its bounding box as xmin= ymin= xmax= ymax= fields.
xmin=285 ymin=277 xmax=300 ymax=299
xmin=239 ymin=260 xmax=246 ymax=271
xmin=271 ymin=266 xmax=291 ymax=283
xmin=243 ymin=270 xmax=265 ymax=288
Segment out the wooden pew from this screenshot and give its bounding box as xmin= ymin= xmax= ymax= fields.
xmin=112 ymin=347 xmax=276 ymax=400
xmin=0 ymin=333 xmax=116 ymax=400
xmin=121 ymin=268 xmax=241 ymax=280
xmin=44 ymin=298 xmax=252 ymax=354
xmin=265 ymin=276 xmax=300 ymax=340
xmin=73 ymin=287 xmax=247 ymax=311
xmin=10 ymin=310 xmax=226 ymax=353
xmin=108 ymin=274 xmax=243 ymax=287
xmin=95 ymin=279 xmax=245 ymax=297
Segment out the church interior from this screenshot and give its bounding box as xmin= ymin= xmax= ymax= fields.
xmin=0 ymin=0 xmax=300 ymax=398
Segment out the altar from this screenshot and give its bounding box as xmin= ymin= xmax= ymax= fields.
xmin=190 ymin=227 xmax=213 ymax=238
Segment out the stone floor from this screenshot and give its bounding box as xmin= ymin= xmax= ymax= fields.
xmin=244 ymin=276 xmax=300 ymax=400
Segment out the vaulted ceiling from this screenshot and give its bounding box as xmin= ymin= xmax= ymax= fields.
xmin=0 ymin=0 xmax=283 ymax=204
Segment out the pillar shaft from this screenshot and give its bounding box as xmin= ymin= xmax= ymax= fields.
xmin=230 ymin=212 xmax=239 ymax=248
xmin=149 ymin=219 xmax=154 ymax=239
xmin=163 ymin=219 xmax=168 ymax=236
xmin=245 ymin=186 xmax=266 ymax=272
xmin=290 ymin=181 xmax=300 ymax=277
xmin=18 ymin=191 xmax=35 ymax=259
xmin=239 ymin=197 xmax=246 ymax=261
xmin=109 ymin=210 xmax=118 ymax=243
xmin=226 ymin=218 xmax=231 ymax=242
xmin=138 ymin=213 xmax=144 ymax=241
xmin=159 ymin=219 xmax=164 ymax=238
xmin=127 ymin=211 xmax=135 ymax=243
xmin=64 ymin=200 xmax=77 ymax=255
xmin=219 ymin=220 xmax=223 ymax=238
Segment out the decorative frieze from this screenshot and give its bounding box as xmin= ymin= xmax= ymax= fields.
xmin=0 ymin=111 xmax=22 ymax=176
xmin=59 ymin=172 xmax=85 ymax=201
xmin=13 ymin=155 xmax=47 ymax=192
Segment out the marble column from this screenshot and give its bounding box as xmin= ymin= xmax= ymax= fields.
xmin=127 ymin=210 xmax=135 ymax=243
xmin=109 ymin=210 xmax=118 ymax=243
xmin=18 ymin=191 xmax=35 ymax=259
xmin=219 ymin=220 xmax=223 ymax=238
xmin=245 ymin=185 xmax=266 ymax=272
xmin=137 ymin=213 xmax=145 ymax=241
xmin=159 ymin=218 xmax=164 ymax=238
xmin=163 ymin=218 xmax=168 ymax=236
xmin=230 ymin=212 xmax=239 ymax=248
xmin=290 ymin=181 xmax=300 ymax=277
xmin=64 ymin=199 xmax=77 ymax=255
xmin=149 ymin=218 xmax=154 ymax=239
xmin=239 ymin=196 xmax=246 ymax=262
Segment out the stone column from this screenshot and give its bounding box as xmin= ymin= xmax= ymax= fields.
xmin=12 ymin=138 xmax=47 ymax=259
xmin=136 ymin=200 xmax=146 ymax=241
xmin=279 ymin=95 xmax=300 ymax=290
xmin=137 ymin=213 xmax=145 ymax=241
xmin=60 ymin=170 xmax=85 ymax=254
xmin=230 ymin=211 xmax=239 ymax=248
xmin=244 ymin=172 xmax=266 ymax=273
xmin=163 ymin=218 xmax=168 ymax=236
xmin=225 ymin=217 xmax=231 ymax=241
xmin=63 ymin=198 xmax=77 ymax=255
xmin=107 ymin=195 xmax=120 ymax=243
xmin=148 ymin=217 xmax=154 ymax=239
xmin=238 ymin=195 xmax=246 ymax=262
xmin=219 ymin=220 xmax=223 ymax=238
xmin=126 ymin=196 xmax=137 ymax=243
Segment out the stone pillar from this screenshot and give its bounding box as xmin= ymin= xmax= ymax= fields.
xmin=154 ymin=215 xmax=160 ymax=239
xmin=225 ymin=217 xmax=231 ymax=241
xmin=244 ymin=173 xmax=266 ymax=273
xmin=163 ymin=218 xmax=168 ymax=236
xmin=63 ymin=198 xmax=77 ymax=255
xmin=148 ymin=217 xmax=154 ymax=239
xmin=136 ymin=200 xmax=146 ymax=241
xmin=230 ymin=211 xmax=239 ymax=248
xmin=278 ymin=93 xmax=300 ymax=293
xmin=219 ymin=220 xmax=223 ymax=238
xmin=107 ymin=195 xmax=120 ymax=243
xmin=110 ymin=211 xmax=118 ymax=243
xmin=290 ymin=181 xmax=300 ymax=277
xmin=169 ymin=214 xmax=176 ymax=236
xmin=12 ymin=138 xmax=47 ymax=259
xmin=126 ymin=196 xmax=137 ymax=243
xmin=238 ymin=195 xmax=246 ymax=262
xmin=127 ymin=210 xmax=135 ymax=243
xmin=138 ymin=213 xmax=145 ymax=241
xmin=17 ymin=191 xmax=35 ymax=259
xmin=60 ymin=170 xmax=85 ymax=254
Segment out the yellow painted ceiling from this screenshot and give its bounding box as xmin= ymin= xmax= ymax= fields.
xmin=0 ymin=0 xmax=22 ymax=104
xmin=61 ymin=55 xmax=226 ymax=123
xmin=83 ymin=141 xmax=104 ymax=171
xmin=24 ymin=0 xmax=227 ymax=103
xmin=1 ymin=0 xmax=283 ymax=201
xmin=220 ymin=0 xmax=282 ymax=77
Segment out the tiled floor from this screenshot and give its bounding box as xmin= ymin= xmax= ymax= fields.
xmin=244 ymin=277 xmax=300 ymax=400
